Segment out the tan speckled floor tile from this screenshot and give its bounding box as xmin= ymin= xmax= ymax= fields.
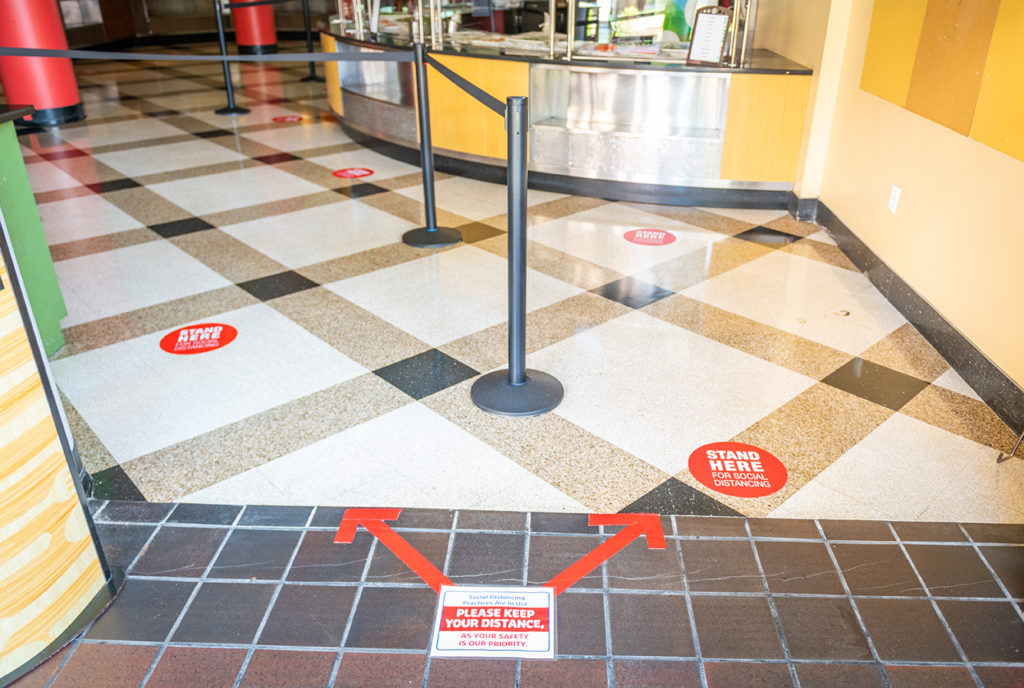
xmin=644 ymin=295 xmax=852 ymax=380
xmin=295 ymin=241 xmax=443 ymax=285
xmin=50 ymin=228 xmax=162 ymax=262
xmin=55 ymin=285 xmax=259 ymax=358
xmin=169 ymin=229 xmax=289 ymax=283
xmin=124 ymin=373 xmax=411 ymax=501
xmin=271 ymin=159 xmax=344 ymax=188
xmin=780 ymin=239 xmax=859 ymax=271
xmin=635 ymin=238 xmax=774 ymax=291
xmin=33 ymin=187 xmax=93 ymax=205
xmin=46 ymin=155 xmax=124 ymax=185
xmin=357 ymin=190 xmax=473 ymax=229
xmin=439 ymin=292 xmax=632 ymax=373
xmin=474 ymin=237 xmax=625 ymax=291
xmin=422 ymin=379 xmax=669 ymax=512
xmin=901 ymin=385 xmax=1019 ymax=453
xmin=60 ymin=391 xmax=116 ymax=473
xmin=133 ymin=158 xmax=262 ymax=186
xmin=372 ymin=171 xmax=431 ymax=191
xmin=765 ymin=215 xmax=821 ymax=238
xmin=201 ymin=189 xmax=342 ymax=227
xmin=103 ymin=187 xmax=193 ymax=226
xmin=859 ymin=323 xmax=950 ymax=382
xmin=526 ymin=195 xmax=609 ymax=224
xmin=621 ymin=203 xmax=755 ymax=236
xmin=84 ymin=133 xmax=197 ymax=155
xmin=270 ymin=287 xmax=431 ymax=370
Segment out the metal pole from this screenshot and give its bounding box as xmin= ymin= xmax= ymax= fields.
xmin=470 ymin=96 xmax=563 ymax=417
xmin=547 ymin=0 xmax=556 ymax=59
xmin=566 ymin=0 xmax=574 ymax=60
xmin=214 ymin=0 xmax=250 ymax=115
xmin=401 ymin=43 xmax=461 ymax=247
xmin=300 ymin=0 xmax=323 ymax=82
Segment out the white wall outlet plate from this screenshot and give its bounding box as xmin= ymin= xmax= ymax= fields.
xmin=888 ymin=184 xmax=901 ymax=214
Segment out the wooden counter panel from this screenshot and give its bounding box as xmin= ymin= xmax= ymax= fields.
xmin=720 ymin=73 xmax=810 ymax=183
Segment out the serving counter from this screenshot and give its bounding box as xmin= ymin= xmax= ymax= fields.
xmin=321 ymin=29 xmax=811 ymax=206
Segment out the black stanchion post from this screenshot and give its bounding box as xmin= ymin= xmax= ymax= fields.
xmin=402 ymin=43 xmax=461 ymax=248
xmin=214 ymin=0 xmax=251 ymax=115
xmin=470 ymin=96 xmax=563 ymax=417
xmin=299 ymin=0 xmax=324 ymax=82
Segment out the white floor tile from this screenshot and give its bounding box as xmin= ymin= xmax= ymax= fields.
xmin=683 ymin=250 xmax=907 ymax=355
xmin=397 ymin=176 xmax=565 ymax=221
xmin=239 ymin=122 xmax=354 ymax=152
xmin=185 ymin=103 xmax=309 ymax=129
xmin=527 ymin=310 xmax=816 ymax=475
xmin=932 ymin=368 xmax=983 ymax=401
xmin=53 ymin=303 xmax=367 ymax=463
xmin=148 ymin=165 xmax=326 ymax=215
xmin=182 ymin=403 xmax=588 ymax=511
xmin=306 ymin=148 xmax=421 ymax=182
xmin=221 ymin=200 xmax=414 ymax=269
xmin=528 ymin=203 xmax=723 ymax=275
xmin=769 ymin=481 xmax=875 ymax=520
xmin=57 ymin=118 xmax=186 ymax=148
xmin=25 ymin=161 xmax=82 ymax=193
xmin=38 ymin=194 xmax=145 ymax=244
xmin=325 ymin=244 xmax=582 ymax=346
xmin=806 ymin=229 xmax=837 ymax=246
xmin=55 ymin=241 xmax=232 ymax=326
xmin=94 ymin=139 xmax=246 ymax=177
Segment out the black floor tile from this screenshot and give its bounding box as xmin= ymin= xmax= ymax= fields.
xmin=527 ymin=535 xmax=603 ymax=589
xmin=963 ymin=522 xmax=1024 ymax=544
xmin=143 ymin=109 xmax=181 ymax=117
xmin=374 ymin=349 xmax=478 ymax=400
xmin=891 ymin=521 xmax=967 ymax=542
xmin=797 ymin=664 xmax=885 ymax=688
xmin=615 ymin=660 xmax=702 ymax=688
xmin=237 ymin=505 xmax=313 ymax=527
xmin=774 ymin=597 xmax=872 ymax=660
xmin=367 ymin=531 xmax=450 ymax=584
xmin=938 ymin=600 xmax=1024 ymax=663
xmin=149 ymin=217 xmax=215 ymax=238
xmin=173 ymin=582 xmax=276 ymax=644
xmin=455 ymin=510 xmax=526 ymax=531
xmin=130 ymin=526 xmax=228 ymax=577
xmin=690 ymin=596 xmax=784 ymax=659
xmin=238 ymin=271 xmax=320 ymax=301
xmin=609 ymin=593 xmax=694 ymax=657
xmin=85 ymin=178 xmax=141 ymax=193
xmin=675 ymin=515 xmax=748 ymax=538
xmin=254 ymin=152 xmax=300 ymax=164
xmin=855 ymin=598 xmax=961 ymax=662
xmin=90 ymin=465 xmax=146 ymax=501
xmin=679 ymin=539 xmax=763 ymax=593
xmin=556 ymin=592 xmax=607 ymax=656
xmin=757 ymin=541 xmax=844 ymax=595
xmin=96 ymin=522 xmax=156 ymax=570
xmin=96 ymin=500 xmax=174 ymax=523
xmin=607 ymin=537 xmax=685 ymax=591
xmin=456 ymin=221 xmax=505 ymax=243
xmin=446 ymin=532 xmax=525 ymax=586
xmin=830 ymin=543 xmax=925 ymax=596
xmin=884 ymin=665 xmax=977 ymax=688
xmin=620 ymin=478 xmax=742 ymax=516
xmin=336 ymin=182 xmax=389 ymax=199
xmin=703 ymin=662 xmax=793 ymax=688
xmin=167 ymin=502 xmax=242 ymax=525
xmin=592 ymin=277 xmax=674 ymax=310
xmin=821 ymin=358 xmax=929 ymax=411
xmin=193 ymin=129 xmax=233 ymax=139
xmin=904 ymin=544 xmax=1003 ymax=598
xmin=208 ymin=529 xmax=302 ymax=580
xmin=393 ymin=508 xmax=455 ymax=530
xmin=979 ymin=545 xmax=1024 ymax=597
xmin=310 ymin=506 xmax=349 ymax=528
xmin=87 ymin=578 xmax=196 ymax=642
xmin=258 ymin=585 xmax=355 ymax=647
xmin=734 ymin=226 xmax=803 ymax=247
xmin=748 ymin=518 xmax=820 ymax=539
xmin=345 ymin=587 xmax=438 ymax=649
xmin=288 ymin=530 xmax=373 ymax=582
xmin=530 ymin=512 xmax=594 ymax=534
xmin=820 ymin=519 xmax=894 ymax=541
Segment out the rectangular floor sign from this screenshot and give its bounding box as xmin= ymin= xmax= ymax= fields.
xmin=429 ymin=586 xmax=556 ymax=659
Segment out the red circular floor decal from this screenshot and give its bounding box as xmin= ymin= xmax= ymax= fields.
xmin=332 ymin=167 xmax=374 ymax=179
xmin=160 ymin=324 xmax=237 ymax=355
xmin=272 ymin=115 xmax=305 ymax=123
xmin=624 ymin=229 xmax=677 ymax=246
xmin=688 ymin=442 xmax=787 ymax=498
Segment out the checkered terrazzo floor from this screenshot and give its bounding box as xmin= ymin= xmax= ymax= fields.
xmin=12 ymin=43 xmax=1023 ymax=522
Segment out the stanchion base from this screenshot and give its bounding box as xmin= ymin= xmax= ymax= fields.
xmin=471 ymin=369 xmax=564 ymax=417
xmin=402 ymin=227 xmax=462 ymax=248
xmin=215 ymin=106 xmax=251 ymax=116
xmin=300 ymin=75 xmax=326 ymax=83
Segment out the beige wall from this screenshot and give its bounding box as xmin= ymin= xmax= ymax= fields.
xmin=816 ymin=0 xmax=1024 ymax=386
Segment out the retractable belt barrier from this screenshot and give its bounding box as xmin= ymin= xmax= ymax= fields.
xmin=0 ymin=45 xmax=412 ymax=63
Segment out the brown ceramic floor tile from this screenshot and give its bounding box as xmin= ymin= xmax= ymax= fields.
xmin=690 ymin=596 xmax=784 ymax=659
xmin=756 ymin=541 xmax=845 ymax=595
xmin=679 ymin=540 xmax=763 ymax=593
xmin=615 ymin=660 xmax=701 ymax=688
xmin=830 ymin=543 xmax=925 ymax=596
xmin=332 ymin=652 xmax=426 ymax=688
xmin=963 ymin=522 xmax=1024 ymax=545
xmin=426 ymin=659 xmax=516 ymax=688
xmin=820 ymin=519 xmax=894 ymax=541
xmin=48 ymin=644 xmax=157 ymax=688
xmin=884 ymin=665 xmax=977 ymax=688
xmin=974 ymin=665 xmax=1024 ymax=688
xmin=555 ymin=592 xmax=607 ymax=656
xmin=859 ymin=323 xmax=950 ymax=382
xmin=238 ymin=649 xmax=336 ymax=688
xmin=855 ymin=598 xmax=961 ymax=662
xmin=703 ymin=662 xmax=794 ymax=688
xmin=796 ymin=663 xmax=885 ymax=688
xmin=7 ymin=644 xmax=73 ymax=688
xmin=674 ymin=516 xmax=748 ymax=538
xmin=258 ymin=585 xmax=355 ymax=647
xmin=773 ymin=597 xmax=872 ymax=660
xmin=455 ymin=510 xmax=527 ymax=531
xmin=446 ymin=532 xmax=525 ymax=586
xmin=392 ymin=508 xmax=455 ymax=530
xmin=367 ymin=531 xmax=450 ymax=585
xmin=606 ymin=537 xmax=684 ymax=591
xmin=145 ymin=647 xmax=247 ymax=688
xmin=86 ymin=578 xmax=195 ymax=641
xmin=173 ymin=582 xmax=276 ymax=644
xmin=526 ymin=535 xmax=603 ymax=589
xmin=608 ymin=593 xmax=694 ymax=657
xmin=531 ymin=513 xmax=593 ymax=534
xmin=938 ymin=600 xmax=1024 ymax=663
xmin=891 ymin=521 xmax=967 ymax=542
xmin=748 ymin=519 xmax=820 ymax=539
xmin=208 ymin=529 xmax=303 ymax=580
xmin=901 ymin=385 xmax=1019 ymax=453
xmin=520 ymin=659 xmax=607 ymax=688
xmin=345 ymin=587 xmax=438 ymax=649
xmin=129 ymin=526 xmax=227 ymax=577
xmin=978 ymin=545 xmax=1024 ymax=597
xmin=49 ymin=227 xmax=161 ymax=262
xmin=904 ymin=544 xmax=1003 ymax=598
xmin=288 ymin=530 xmax=373 ymax=583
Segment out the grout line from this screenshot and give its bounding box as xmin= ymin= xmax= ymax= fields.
xmin=889 ymin=523 xmax=984 ymax=688
xmin=601 ymin=522 xmax=615 ymax=688
xmin=39 ymin=636 xmax=84 ymax=688
xmin=516 ymin=512 xmax=530 ymax=688
xmin=960 ymin=524 xmax=1024 ymax=626
xmin=331 ymin=527 xmax=379 ymax=688
xmin=673 ymin=516 xmax=708 ymax=688
xmin=744 ymin=520 xmax=800 ymax=688
xmin=815 ymin=521 xmax=892 ymax=688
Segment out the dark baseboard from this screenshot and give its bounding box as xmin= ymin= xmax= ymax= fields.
xmin=786 ymin=193 xmax=819 ymax=222
xmin=810 ymin=200 xmax=1023 ymax=434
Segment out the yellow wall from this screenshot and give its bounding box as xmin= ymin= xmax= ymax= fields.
xmin=816 ymin=0 xmax=1024 ymax=386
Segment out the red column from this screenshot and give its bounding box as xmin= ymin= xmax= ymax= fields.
xmin=0 ymin=0 xmax=84 ymax=125
xmin=233 ymin=4 xmax=278 ymax=54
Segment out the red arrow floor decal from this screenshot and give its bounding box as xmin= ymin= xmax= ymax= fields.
xmin=545 ymin=513 xmax=666 ymax=596
xmin=334 ymin=508 xmax=453 ymax=593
